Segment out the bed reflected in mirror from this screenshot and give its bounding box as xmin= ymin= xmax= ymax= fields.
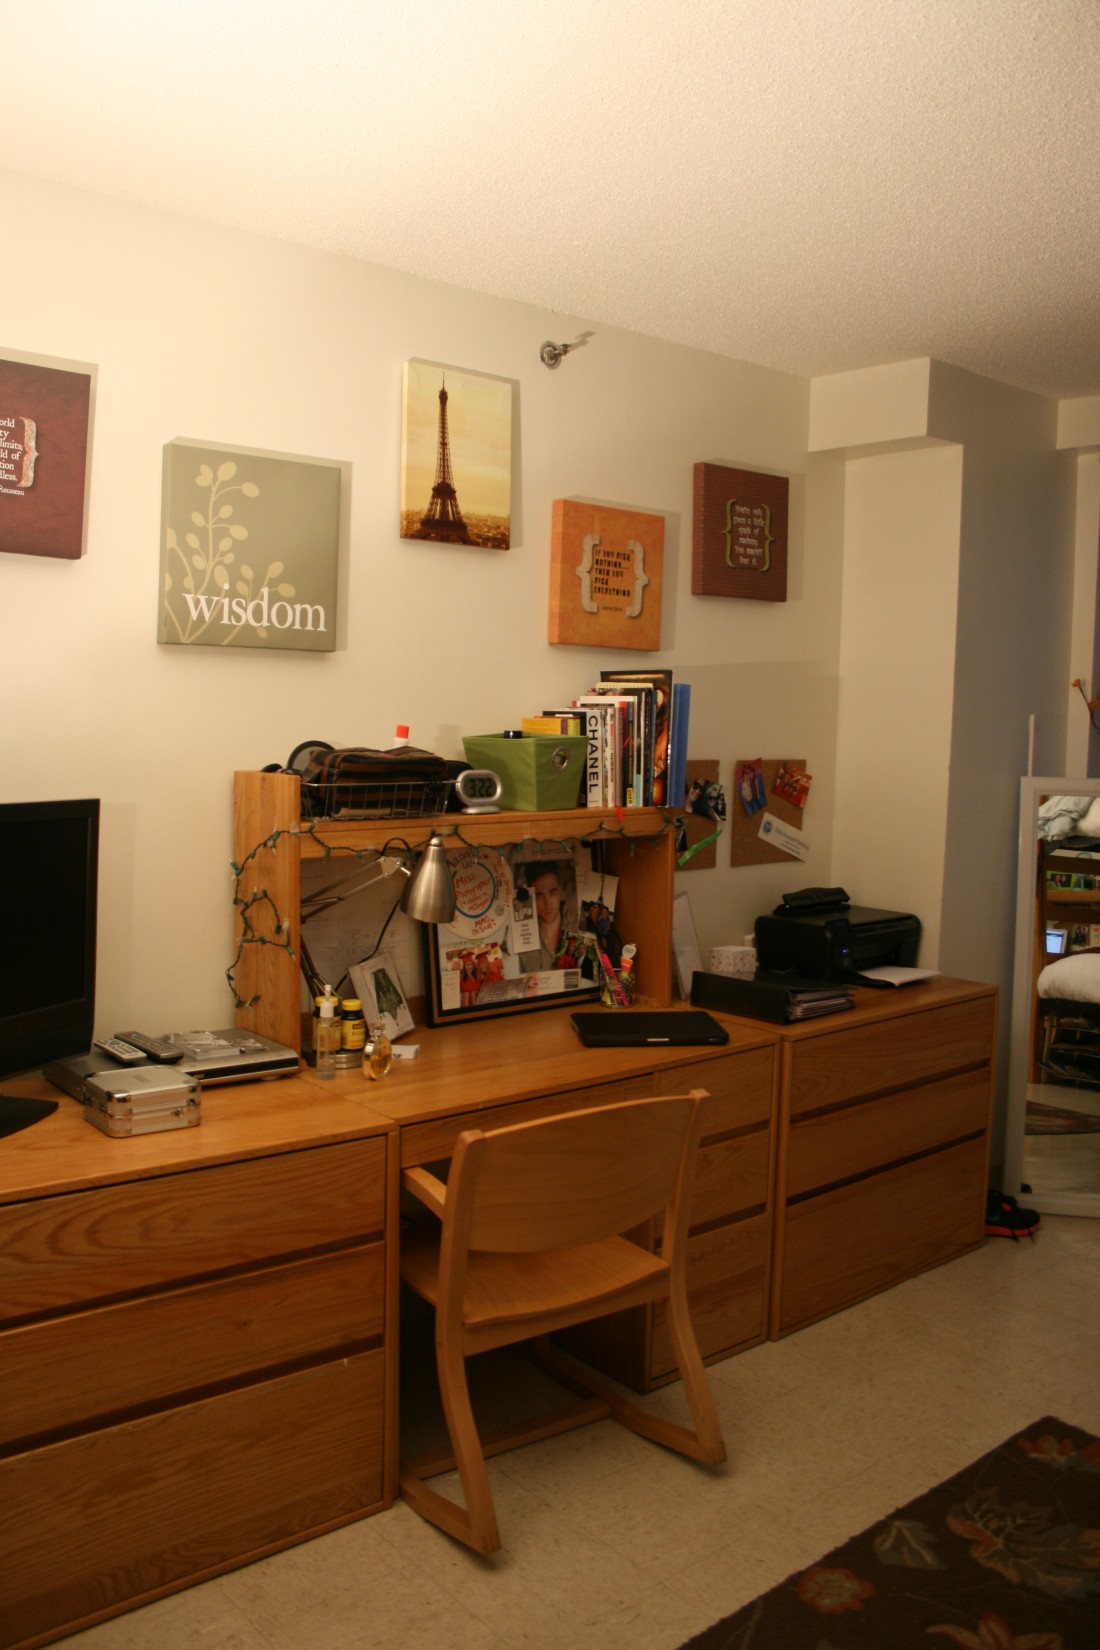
xmin=1007 ymin=778 xmax=1100 ymax=1217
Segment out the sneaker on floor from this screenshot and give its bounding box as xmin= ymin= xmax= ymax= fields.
xmin=985 ymin=1189 xmax=1040 ymax=1240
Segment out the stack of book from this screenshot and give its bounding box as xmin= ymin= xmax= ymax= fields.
xmin=534 ymin=670 xmax=691 ymax=810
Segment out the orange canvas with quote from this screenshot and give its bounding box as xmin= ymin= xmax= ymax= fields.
xmin=549 ymin=499 xmax=664 ymax=650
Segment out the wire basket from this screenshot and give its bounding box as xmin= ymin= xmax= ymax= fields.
xmin=300 ymin=775 xmax=455 ymax=821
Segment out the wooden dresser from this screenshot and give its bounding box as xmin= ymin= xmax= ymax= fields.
xmin=762 ymin=977 xmax=997 ymax=1337
xmin=0 ymin=1078 xmax=395 ymax=1650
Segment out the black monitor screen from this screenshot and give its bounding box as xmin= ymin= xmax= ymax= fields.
xmin=0 ymin=799 xmax=99 ymax=1082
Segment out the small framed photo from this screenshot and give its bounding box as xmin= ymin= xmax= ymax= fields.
xmin=349 ymin=948 xmax=414 ymax=1041
xmin=423 ymin=843 xmax=601 ymax=1025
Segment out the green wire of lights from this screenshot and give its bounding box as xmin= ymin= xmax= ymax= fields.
xmin=227 ymin=810 xmax=683 ymax=1010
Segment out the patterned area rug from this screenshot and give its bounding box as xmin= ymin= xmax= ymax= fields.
xmin=1026 ymin=1103 xmax=1100 ymax=1134
xmin=677 ymin=1417 xmax=1100 ymax=1649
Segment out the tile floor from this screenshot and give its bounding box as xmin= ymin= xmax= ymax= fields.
xmin=63 ymin=1215 xmax=1100 ymax=1650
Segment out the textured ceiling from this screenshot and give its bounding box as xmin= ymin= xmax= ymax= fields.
xmin=3 ymin=0 xmax=1099 ymax=400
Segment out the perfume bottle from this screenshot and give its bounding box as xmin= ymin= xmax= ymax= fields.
xmin=314 ymin=986 xmax=341 ymax=1079
xmin=363 ymin=1020 xmax=392 ymax=1081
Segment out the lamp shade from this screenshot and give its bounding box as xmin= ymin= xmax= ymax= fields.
xmin=399 ymin=835 xmax=456 ymax=924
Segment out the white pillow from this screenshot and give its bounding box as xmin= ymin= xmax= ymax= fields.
xmin=1037 ymin=796 xmax=1093 ymax=839
xmin=1078 ymin=796 xmax=1100 ymax=838
xmin=1037 ymin=953 xmax=1100 ymax=1003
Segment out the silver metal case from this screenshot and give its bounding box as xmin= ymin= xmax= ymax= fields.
xmin=82 ymin=1065 xmax=201 ymax=1137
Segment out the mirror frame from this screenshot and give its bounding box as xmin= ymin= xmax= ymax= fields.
xmin=1006 ymin=774 xmax=1100 ymax=1217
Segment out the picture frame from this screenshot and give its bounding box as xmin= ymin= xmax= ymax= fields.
xmin=349 ymin=948 xmax=415 ymax=1042
xmin=422 ymin=842 xmax=602 ymax=1025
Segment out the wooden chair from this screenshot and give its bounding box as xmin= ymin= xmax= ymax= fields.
xmin=399 ymin=1090 xmax=726 ymax=1553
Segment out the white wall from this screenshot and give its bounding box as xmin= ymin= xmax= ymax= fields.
xmin=810 ymin=358 xmax=1081 ymax=1175
xmin=1 ymin=168 xmax=845 ymax=1035
xmin=830 ymin=443 xmax=963 ymax=962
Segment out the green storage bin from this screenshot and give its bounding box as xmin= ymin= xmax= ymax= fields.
xmin=462 ymin=733 xmax=588 ymax=811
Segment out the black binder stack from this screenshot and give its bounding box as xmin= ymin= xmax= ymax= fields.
xmin=691 ymin=970 xmax=854 ymax=1025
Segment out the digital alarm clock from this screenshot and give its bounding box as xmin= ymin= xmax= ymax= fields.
xmin=454 ymin=769 xmax=503 ymax=814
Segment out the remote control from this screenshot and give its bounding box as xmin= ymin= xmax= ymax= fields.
xmin=113 ymin=1031 xmax=184 ymax=1064
xmin=94 ymin=1037 xmax=148 ymax=1065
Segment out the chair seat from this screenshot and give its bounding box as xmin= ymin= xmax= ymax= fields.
xmin=402 ymin=1232 xmax=669 ymax=1337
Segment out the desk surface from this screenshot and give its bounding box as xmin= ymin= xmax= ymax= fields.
xmin=299 ymin=1007 xmax=777 ymax=1125
xmin=0 ymin=1074 xmax=392 ymax=1205
xmin=0 ymin=979 xmax=993 ymax=1204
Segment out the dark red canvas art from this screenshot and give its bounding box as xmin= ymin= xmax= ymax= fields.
xmin=0 ymin=356 xmax=92 ymax=560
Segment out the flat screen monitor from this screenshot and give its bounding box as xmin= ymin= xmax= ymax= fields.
xmin=0 ymin=798 xmax=99 ymax=1089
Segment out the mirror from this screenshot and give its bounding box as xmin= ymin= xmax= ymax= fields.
xmin=1006 ymin=776 xmax=1100 ymax=1216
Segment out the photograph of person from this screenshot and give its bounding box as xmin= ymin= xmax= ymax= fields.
xmin=515 ymin=857 xmax=580 ymax=972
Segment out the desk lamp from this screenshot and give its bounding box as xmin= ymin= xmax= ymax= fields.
xmin=300 ymin=837 xmax=455 ymax=925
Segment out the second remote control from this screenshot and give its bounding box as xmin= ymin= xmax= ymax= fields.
xmin=114 ymin=1031 xmax=184 ymax=1063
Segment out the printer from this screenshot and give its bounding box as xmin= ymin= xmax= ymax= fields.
xmin=754 ymin=886 xmax=921 ymax=983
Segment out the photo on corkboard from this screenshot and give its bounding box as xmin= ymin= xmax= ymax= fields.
xmin=675 ymin=759 xmax=726 ymax=871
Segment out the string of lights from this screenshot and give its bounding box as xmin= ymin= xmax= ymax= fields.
xmin=227 ymin=810 xmax=684 ymax=1010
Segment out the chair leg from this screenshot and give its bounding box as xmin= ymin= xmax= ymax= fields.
xmin=534 ymin=1327 xmax=726 ymax=1468
xmin=660 ymin=1292 xmax=727 ymax=1466
xmin=399 ymin=1331 xmax=502 ymax=1555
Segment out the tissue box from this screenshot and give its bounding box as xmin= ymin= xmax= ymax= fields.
xmin=710 ymin=944 xmax=757 ymax=979
xmin=462 ymin=734 xmax=587 ymax=811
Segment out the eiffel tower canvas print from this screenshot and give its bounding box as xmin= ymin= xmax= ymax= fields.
xmin=401 ymin=360 xmax=512 ymax=549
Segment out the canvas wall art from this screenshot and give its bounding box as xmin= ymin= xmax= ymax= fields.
xmin=549 ymin=499 xmax=664 ymax=650
xmin=159 ymin=439 xmax=341 ymax=651
xmin=692 ymin=462 xmax=788 ymax=601
xmin=400 ymin=359 xmax=512 ymax=549
xmin=0 ymin=352 xmax=93 ymax=560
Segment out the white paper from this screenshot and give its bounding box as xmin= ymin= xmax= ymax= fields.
xmin=857 ymin=966 xmax=941 ymax=987
xmin=757 ymin=812 xmax=809 ymax=861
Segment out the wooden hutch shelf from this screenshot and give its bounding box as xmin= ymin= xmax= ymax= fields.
xmin=232 ymin=770 xmax=678 ymax=1051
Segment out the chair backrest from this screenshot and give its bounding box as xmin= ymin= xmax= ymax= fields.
xmin=449 ymin=1091 xmax=707 ymax=1254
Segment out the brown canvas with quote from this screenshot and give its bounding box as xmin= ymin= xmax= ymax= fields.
xmin=0 ymin=355 xmax=93 ymax=559
xmin=692 ymin=462 xmax=788 ymax=601
xmin=549 ymin=499 xmax=664 ymax=649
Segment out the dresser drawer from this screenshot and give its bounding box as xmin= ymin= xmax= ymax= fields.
xmin=0 ymin=1350 xmax=386 ymax=1650
xmin=785 ymin=1068 xmax=991 ymax=1199
xmin=774 ymin=1136 xmax=988 ymax=1335
xmin=689 ymin=1130 xmax=771 ymax=1228
xmin=0 ymin=1139 xmax=386 ymax=1323
xmin=650 ymin=1211 xmax=769 ymax=1377
xmin=0 ymin=1245 xmax=385 ymax=1452
xmin=665 ymin=1047 xmax=775 ymax=1136
xmin=788 ymin=996 xmax=995 ymax=1117
xmin=398 ymin=1075 xmax=654 ymax=1166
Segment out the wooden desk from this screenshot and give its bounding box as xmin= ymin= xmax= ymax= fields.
xmin=301 ymin=1010 xmax=782 ymax=1391
xmin=0 ymin=979 xmax=995 ymax=1648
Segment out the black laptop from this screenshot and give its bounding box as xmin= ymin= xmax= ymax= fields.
xmin=571 ymin=1010 xmax=729 ymax=1048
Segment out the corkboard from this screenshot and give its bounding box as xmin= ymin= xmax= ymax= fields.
xmin=678 ymin=759 xmax=724 ymax=871
xmin=730 ymin=758 xmax=807 ymax=867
